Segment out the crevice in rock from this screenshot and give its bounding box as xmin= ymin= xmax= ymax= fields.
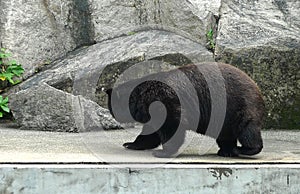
xmin=205 ymin=12 xmax=219 ymax=58
xmin=213 ymin=0 xmax=224 ymax=60
xmin=72 ymin=0 xmax=95 ymax=48
xmin=213 ymin=14 xmax=221 ymax=58
xmin=50 ymin=77 xmax=74 ymax=94
xmin=150 ymin=53 xmax=192 ymax=67
xmin=153 ymin=0 xmax=163 ymax=24
xmin=97 ymin=25 xmax=202 ymax=48
xmin=203 ymin=1 xmax=222 ymax=58
xmin=42 ymin=0 xmax=58 ymax=30
xmin=134 ymin=0 xmax=148 ymax=25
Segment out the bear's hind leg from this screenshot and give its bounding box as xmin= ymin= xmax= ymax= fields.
xmin=216 ymin=139 xmax=239 ymax=157
xmin=237 ymin=122 xmax=263 ymax=155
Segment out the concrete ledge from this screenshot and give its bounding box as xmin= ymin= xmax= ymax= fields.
xmin=0 ymin=124 xmax=299 ymax=193
xmin=0 ymin=126 xmax=299 ymax=164
xmin=0 ymin=164 xmax=299 ymax=193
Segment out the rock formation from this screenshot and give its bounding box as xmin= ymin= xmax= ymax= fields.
xmin=0 ymin=0 xmax=298 ymax=130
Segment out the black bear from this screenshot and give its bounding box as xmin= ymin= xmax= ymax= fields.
xmin=106 ymin=62 xmax=264 ymax=158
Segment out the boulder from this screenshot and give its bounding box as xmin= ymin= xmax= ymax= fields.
xmin=9 ymin=83 xmax=121 ymax=132
xmin=0 ymin=0 xmax=220 ymax=77
xmin=8 ymin=30 xmax=213 ymax=132
xmin=3 ymin=0 xmax=299 ymax=129
xmin=0 ymin=0 xmax=94 ymax=77
xmin=216 ymin=0 xmax=300 ymax=128
xmin=90 ymin=0 xmax=221 ymax=44
xmin=13 ymin=30 xmax=214 ymax=105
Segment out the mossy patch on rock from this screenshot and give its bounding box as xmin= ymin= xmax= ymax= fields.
xmin=216 ymin=47 xmax=300 ymax=129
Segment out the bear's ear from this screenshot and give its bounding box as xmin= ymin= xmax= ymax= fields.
xmin=105 ymin=88 xmax=113 ymax=96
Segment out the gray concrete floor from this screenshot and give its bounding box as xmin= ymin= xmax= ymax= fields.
xmin=0 ymin=123 xmax=299 ymax=164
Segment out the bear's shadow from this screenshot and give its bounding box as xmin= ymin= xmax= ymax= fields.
xmin=176 ymin=153 xmax=262 ymax=160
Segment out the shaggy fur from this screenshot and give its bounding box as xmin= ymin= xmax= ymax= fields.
xmin=106 ymin=63 xmax=264 ymax=158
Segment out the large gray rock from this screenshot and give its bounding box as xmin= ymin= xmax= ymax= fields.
xmin=8 ymin=30 xmax=213 ymax=132
xmin=0 ymin=0 xmax=220 ymax=77
xmin=9 ymin=83 xmax=121 ymax=132
xmin=3 ymin=0 xmax=299 ymax=130
xmin=216 ymin=0 xmax=299 ymax=50
xmin=13 ymin=30 xmax=214 ymax=104
xmin=89 ymin=0 xmax=221 ymax=44
xmin=216 ymin=0 xmax=300 ymax=128
xmin=0 ymin=0 xmax=94 ymax=77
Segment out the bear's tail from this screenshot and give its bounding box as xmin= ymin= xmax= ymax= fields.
xmin=237 ymin=122 xmax=263 ymax=156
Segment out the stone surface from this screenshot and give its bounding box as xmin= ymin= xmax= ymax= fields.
xmin=0 ymin=120 xmax=299 ymax=193
xmin=0 ymin=124 xmax=299 ymax=163
xmin=90 ymin=0 xmax=221 ymax=44
xmin=7 ymin=30 xmax=213 ymax=132
xmin=11 ymin=30 xmax=213 ymax=106
xmin=0 ymin=0 xmax=94 ymax=77
xmin=216 ymin=0 xmax=300 ymax=128
xmin=9 ymin=83 xmax=121 ymax=132
xmin=1 ymin=0 xmax=299 ymax=129
xmin=0 ymin=0 xmax=220 ymax=77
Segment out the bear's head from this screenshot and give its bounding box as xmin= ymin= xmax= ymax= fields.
xmin=105 ymin=85 xmax=141 ymax=123
xmin=106 ymin=81 xmax=153 ymax=124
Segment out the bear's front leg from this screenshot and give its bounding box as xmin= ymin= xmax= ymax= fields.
xmin=152 ymin=124 xmax=186 ymax=158
xmin=123 ymin=125 xmax=161 ymax=150
xmin=216 ymin=139 xmax=239 ymax=157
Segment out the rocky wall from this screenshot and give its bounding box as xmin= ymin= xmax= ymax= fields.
xmin=1 ymin=0 xmax=299 ymax=129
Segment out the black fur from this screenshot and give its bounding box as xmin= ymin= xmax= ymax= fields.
xmin=106 ymin=63 xmax=264 ymax=158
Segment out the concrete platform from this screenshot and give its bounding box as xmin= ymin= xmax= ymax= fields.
xmin=0 ymin=124 xmax=299 ymax=193
xmin=0 ymin=124 xmax=299 ymax=164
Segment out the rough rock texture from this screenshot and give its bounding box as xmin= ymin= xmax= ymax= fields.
xmin=215 ymin=0 xmax=300 ymax=128
xmin=9 ymin=83 xmax=121 ymax=132
xmin=0 ymin=0 xmax=220 ymax=77
xmin=13 ymin=30 xmax=214 ymax=105
xmin=90 ymin=0 xmax=221 ymax=44
xmin=8 ymin=30 xmax=213 ymax=132
xmin=0 ymin=0 xmax=94 ymax=77
xmin=2 ymin=0 xmax=300 ymax=129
